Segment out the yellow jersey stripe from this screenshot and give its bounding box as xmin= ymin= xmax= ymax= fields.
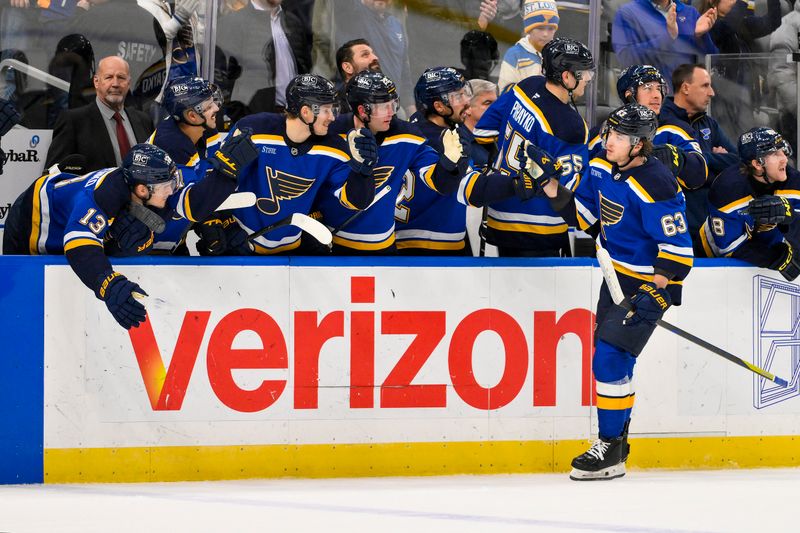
xmin=396 ymin=239 xmax=465 ymax=251
xmin=28 ymin=175 xmax=47 ymax=254
xmin=627 ymin=177 xmax=654 ymax=203
xmin=513 ymin=86 xmax=552 ymax=134
xmin=487 ymin=219 xmax=568 ymax=235
xmin=464 ymin=173 xmax=481 ymax=206
xmin=183 ymin=189 xmax=195 ymax=222
xmin=657 ymin=251 xmax=694 ymax=267
xmin=596 ymin=394 xmax=636 ymax=410
xmin=63 ymin=238 xmax=103 ymax=252
xmin=333 ymin=233 xmax=396 ymax=251
xmin=252 ymin=238 xmax=302 ymax=255
xmin=613 ymin=262 xmax=683 ymax=286
xmin=719 ymin=196 xmax=752 ymax=214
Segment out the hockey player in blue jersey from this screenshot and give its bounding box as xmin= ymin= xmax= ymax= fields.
xmin=393 ymin=67 xmax=537 ymax=255
xmin=142 ymin=75 xmax=231 ymax=254
xmin=228 ymin=74 xmax=377 ymax=255
xmin=473 ymin=37 xmax=593 ymax=256
xmin=2 ymin=139 xmax=257 ymax=329
xmin=699 ymin=127 xmax=800 ymax=281
xmin=317 ymin=70 xmax=470 ymax=254
xmin=588 ymin=65 xmax=708 ymax=192
xmin=534 ymin=103 xmax=692 ymax=479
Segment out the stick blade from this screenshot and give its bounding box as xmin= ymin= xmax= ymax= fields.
xmin=216 ymin=192 xmax=257 ymax=211
xmin=291 ymin=213 xmax=333 ymax=246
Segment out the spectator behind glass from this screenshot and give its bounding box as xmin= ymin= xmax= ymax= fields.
xmin=335 ymin=39 xmax=381 ymax=113
xmin=498 ymin=0 xmax=558 ymax=93
xmin=403 ymin=1 xmax=498 ymax=86
xmin=217 ymin=0 xmax=311 ymax=113
xmin=660 ymin=63 xmax=738 ymax=254
xmin=460 ymin=30 xmax=499 ymax=82
xmin=700 ymin=0 xmax=781 ymax=146
xmin=612 ymin=0 xmax=718 ymax=90
xmin=462 ymin=78 xmax=498 ymax=169
xmin=47 ymin=33 xmax=96 ymax=128
xmin=770 ymin=0 xmax=800 ymax=155
xmin=328 ymin=1 xmax=414 ymax=117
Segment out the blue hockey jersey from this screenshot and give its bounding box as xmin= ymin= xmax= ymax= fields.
xmin=574 ymin=154 xmax=693 ymax=304
xmin=146 ymin=117 xmax=223 ymax=251
xmin=473 ymin=76 xmax=589 ymax=252
xmin=229 ymin=113 xmax=369 ymax=255
xmin=699 ymin=165 xmax=800 ymax=267
xmin=318 ymin=114 xmax=442 ymax=252
xmin=394 ymin=112 xmax=468 ymax=252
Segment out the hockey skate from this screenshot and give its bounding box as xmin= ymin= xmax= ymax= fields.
xmin=569 ymin=436 xmax=626 ymax=481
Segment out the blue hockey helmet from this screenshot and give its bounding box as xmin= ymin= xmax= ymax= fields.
xmin=122 ymin=144 xmax=180 ymax=190
xmin=616 ymin=65 xmax=666 ymax=103
xmin=285 ymin=74 xmax=338 ymax=117
xmin=602 ymin=103 xmax=658 ymax=143
xmin=162 ymin=76 xmax=222 ymax=122
xmin=346 ymin=70 xmax=399 ymax=121
xmin=738 ymin=127 xmax=792 ymax=164
xmin=413 ymin=66 xmax=472 ymax=113
xmin=542 ymin=37 xmax=594 ymax=87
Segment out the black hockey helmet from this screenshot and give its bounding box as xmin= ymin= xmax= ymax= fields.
xmin=616 ymin=64 xmax=666 ymax=103
xmin=602 ymin=103 xmax=658 ymax=143
xmin=346 ymin=70 xmax=399 ymax=122
xmin=414 ymin=66 xmax=472 ymax=113
xmin=163 ymin=76 xmax=222 ymax=122
xmin=55 ymin=33 xmax=95 ymax=76
xmin=738 ymin=127 xmax=792 ymax=164
xmin=460 ymin=30 xmax=499 ymax=71
xmin=122 ymin=144 xmax=180 ymax=190
xmin=285 ymin=74 xmax=338 ymax=118
xmin=542 ymin=37 xmax=594 ymax=87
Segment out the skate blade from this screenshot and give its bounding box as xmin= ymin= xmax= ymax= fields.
xmin=569 ymin=463 xmax=626 ymax=481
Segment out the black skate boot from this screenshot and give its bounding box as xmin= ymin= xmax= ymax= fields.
xmin=621 ymin=420 xmax=631 ymax=463
xmin=569 ymin=435 xmax=626 ymax=481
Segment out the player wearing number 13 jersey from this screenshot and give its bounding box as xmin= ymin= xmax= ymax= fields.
xmin=473 ymin=37 xmax=593 ymax=256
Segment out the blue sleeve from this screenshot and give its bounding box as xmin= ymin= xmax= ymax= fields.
xmin=641 ymin=196 xmax=694 ymax=279
xmin=474 ymin=90 xmax=514 ymax=144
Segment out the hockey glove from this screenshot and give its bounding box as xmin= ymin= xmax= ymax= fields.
xmin=194 ymin=217 xmax=228 ymax=255
xmin=95 ymin=271 xmax=148 ymax=330
xmin=105 ymin=212 xmax=154 ymax=257
xmin=522 ymin=141 xmax=561 ymax=191
xmin=1 ymin=97 xmax=21 ymax=137
xmin=439 ymin=126 xmax=470 ymax=174
xmin=625 ymin=283 xmax=672 ymax=326
xmin=650 ymin=144 xmax=685 ymax=178
xmin=346 ymin=128 xmax=378 ymax=176
xmin=744 ymin=195 xmax=794 ymax=226
xmin=210 ymin=127 xmax=258 ymax=180
xmin=770 ymin=242 xmax=800 ymax=281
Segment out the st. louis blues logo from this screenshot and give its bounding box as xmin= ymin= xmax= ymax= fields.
xmin=372 ymin=165 xmax=395 ymax=189
xmin=256 ymin=167 xmax=316 ymax=215
xmin=599 ymin=191 xmax=624 ymax=239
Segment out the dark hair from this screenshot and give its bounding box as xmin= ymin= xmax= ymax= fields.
xmin=671 ymin=63 xmax=705 ymax=93
xmin=336 ymin=38 xmax=371 ymax=79
xmin=639 ymin=138 xmax=654 ymax=158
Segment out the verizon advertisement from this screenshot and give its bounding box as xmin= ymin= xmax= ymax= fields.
xmin=43 ymin=264 xmax=800 ymax=450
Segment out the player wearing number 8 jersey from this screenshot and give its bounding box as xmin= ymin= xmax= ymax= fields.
xmin=473 ymin=37 xmax=593 ymax=256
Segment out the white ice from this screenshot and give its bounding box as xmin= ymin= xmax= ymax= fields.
xmin=1 ymin=468 xmax=798 ymax=532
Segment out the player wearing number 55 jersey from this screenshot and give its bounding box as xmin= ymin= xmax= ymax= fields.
xmin=536 ymin=104 xmax=692 ymax=480
xmin=473 ymin=37 xmax=593 ymax=256
xmin=699 ymin=127 xmax=800 ymax=281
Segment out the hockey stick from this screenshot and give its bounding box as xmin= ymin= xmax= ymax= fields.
xmin=247 ymin=213 xmax=332 ymax=246
xmin=329 ymin=184 xmax=393 ymax=242
xmin=215 ymin=192 xmax=256 ymax=211
xmin=596 ymin=247 xmax=790 ymax=388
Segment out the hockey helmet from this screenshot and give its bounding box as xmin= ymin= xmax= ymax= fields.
xmin=346 ymin=70 xmax=399 ymax=120
xmin=55 ymin=33 xmax=95 ymax=76
xmin=414 ymin=66 xmax=472 ymax=113
xmin=602 ymin=104 xmax=658 ymax=145
xmin=616 ymin=65 xmax=666 ymax=103
xmin=285 ymin=74 xmax=338 ymax=117
xmin=163 ymin=76 xmax=222 ymax=122
xmin=542 ymin=37 xmax=594 ymax=86
xmin=122 ymin=144 xmax=181 ymax=191
xmin=738 ymin=127 xmax=792 ymax=164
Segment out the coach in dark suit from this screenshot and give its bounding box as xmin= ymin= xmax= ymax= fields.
xmin=45 ymin=56 xmax=153 ymax=171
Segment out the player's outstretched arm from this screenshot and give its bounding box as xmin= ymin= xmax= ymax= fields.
xmin=339 ymin=128 xmax=378 ymax=210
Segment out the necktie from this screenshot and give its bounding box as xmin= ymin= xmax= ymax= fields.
xmin=112 ymin=111 xmax=131 ymax=159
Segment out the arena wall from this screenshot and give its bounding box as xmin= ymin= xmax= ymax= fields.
xmin=1 ymin=257 xmax=798 ymax=484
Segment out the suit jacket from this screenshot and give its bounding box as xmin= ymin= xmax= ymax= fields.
xmin=45 ymin=101 xmax=154 ymax=171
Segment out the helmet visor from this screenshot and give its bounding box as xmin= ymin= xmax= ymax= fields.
xmin=311 ymin=102 xmax=340 ymax=120
xmin=446 ymin=82 xmax=474 ymax=106
xmin=370 ymin=99 xmax=399 ymax=118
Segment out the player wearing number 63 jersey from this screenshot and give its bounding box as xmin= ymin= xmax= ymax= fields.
xmin=538 ymin=103 xmax=692 ymax=480
xmin=699 ymin=127 xmax=800 ymax=281
xmin=473 ymin=37 xmax=592 ymax=256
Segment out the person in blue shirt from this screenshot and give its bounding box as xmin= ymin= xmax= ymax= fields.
xmin=699 ymin=127 xmax=800 ymax=281
xmin=537 ymin=103 xmax=693 ymax=480
xmin=612 ymin=0 xmax=718 ymax=90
